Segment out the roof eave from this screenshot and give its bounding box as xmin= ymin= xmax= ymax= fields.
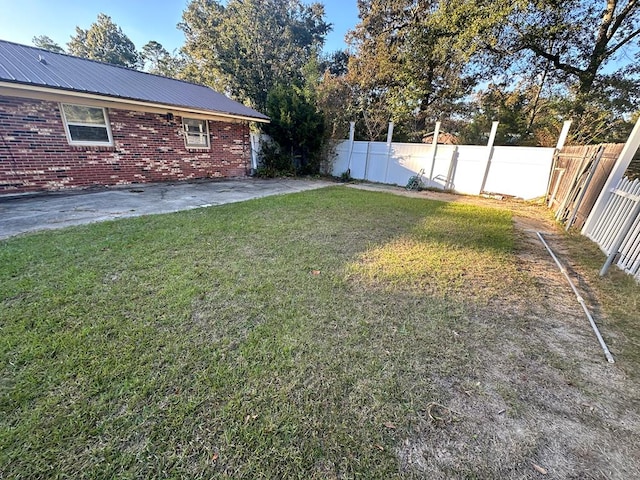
xmin=0 ymin=80 xmax=270 ymax=123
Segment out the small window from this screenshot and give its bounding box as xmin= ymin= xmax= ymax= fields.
xmin=183 ymin=118 xmax=210 ymax=149
xmin=61 ymin=104 xmax=113 ymax=145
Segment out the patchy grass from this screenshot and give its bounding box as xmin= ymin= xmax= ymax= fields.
xmin=1 ymin=186 xmax=639 ymax=479
xmin=564 ymin=231 xmax=640 ymax=379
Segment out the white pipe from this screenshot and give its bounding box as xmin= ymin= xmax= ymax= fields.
xmin=536 ymin=232 xmax=615 ymax=363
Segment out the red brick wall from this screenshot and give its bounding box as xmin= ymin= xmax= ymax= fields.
xmin=0 ymin=96 xmax=250 ymax=193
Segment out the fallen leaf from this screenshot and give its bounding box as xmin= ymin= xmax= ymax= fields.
xmin=374 ymin=444 xmax=384 ymax=451
xmin=212 ymin=453 xmax=219 ymax=462
xmin=532 ymin=463 xmax=548 ymax=475
xmin=383 ymin=421 xmax=396 ymax=429
xmin=311 ymin=270 xmax=321 ymax=275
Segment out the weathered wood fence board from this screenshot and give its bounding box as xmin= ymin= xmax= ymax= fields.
xmin=547 ymin=143 xmax=625 ymax=231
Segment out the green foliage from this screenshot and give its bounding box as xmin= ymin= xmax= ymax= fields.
xmin=67 ymin=13 xmax=139 ymax=68
xmin=339 ymin=170 xmax=352 ymax=182
xmin=179 ymin=0 xmax=330 ymax=112
xmin=340 ymin=0 xmax=640 ymax=144
xmin=255 ymin=142 xmax=296 ymax=177
xmin=347 ymin=0 xmax=475 ymax=141
xmin=263 ymin=84 xmax=325 ymax=175
xmin=32 ymin=35 xmax=64 ymax=54
xmin=316 ymin=70 xmax=355 ymax=140
xmin=460 ymin=84 xmax=539 ymax=145
xmin=465 ymin=0 xmax=640 ymax=141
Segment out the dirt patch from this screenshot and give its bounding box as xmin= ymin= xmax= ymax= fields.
xmin=349 ymin=183 xmax=640 ymax=479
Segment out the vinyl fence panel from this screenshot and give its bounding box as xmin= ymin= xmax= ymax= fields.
xmin=484 ymin=147 xmax=555 ymax=199
xmin=585 ymin=177 xmax=640 ymax=281
xmin=330 ymin=140 xmax=555 ymax=200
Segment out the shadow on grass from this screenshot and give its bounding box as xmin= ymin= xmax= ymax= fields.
xmin=2 ymin=187 xmax=636 ymax=479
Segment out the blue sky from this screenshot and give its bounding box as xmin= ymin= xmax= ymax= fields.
xmin=0 ymin=0 xmax=359 ymax=54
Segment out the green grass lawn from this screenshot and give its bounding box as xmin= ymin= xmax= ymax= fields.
xmin=0 ymin=186 xmax=637 ymax=478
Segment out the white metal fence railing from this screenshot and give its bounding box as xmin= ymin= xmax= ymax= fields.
xmin=584 ymin=176 xmax=640 ymax=280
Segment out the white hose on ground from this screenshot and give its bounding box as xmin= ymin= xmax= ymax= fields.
xmin=536 ymin=232 xmax=615 ymax=364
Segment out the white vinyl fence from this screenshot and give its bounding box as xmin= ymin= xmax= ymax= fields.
xmin=584 ymin=176 xmax=640 ymax=281
xmin=331 ymin=140 xmax=555 ymax=200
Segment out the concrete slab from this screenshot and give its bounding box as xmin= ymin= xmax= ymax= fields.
xmin=0 ymin=178 xmax=335 ymax=240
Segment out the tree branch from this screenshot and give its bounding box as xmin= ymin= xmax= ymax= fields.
xmin=607 ymin=0 xmax=639 ymax=42
xmin=522 ymin=43 xmax=585 ymax=78
xmin=606 ymin=26 xmax=640 ymax=55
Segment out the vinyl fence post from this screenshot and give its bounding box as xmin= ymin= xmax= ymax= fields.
xmin=364 ymin=141 xmax=371 ymax=181
xmin=583 ymin=116 xmax=640 ymax=235
xmin=250 ymin=132 xmax=260 ymax=172
xmin=445 ymin=146 xmax=458 ymax=191
xmin=428 ymin=121 xmax=441 ymax=186
xmin=383 ymin=122 xmax=394 ymax=184
xmin=346 ymin=121 xmax=356 ymax=175
xmin=556 ymin=120 xmax=572 ymax=150
xmin=546 ymin=120 xmax=573 ymax=199
xmin=479 ymin=121 xmax=499 ymax=194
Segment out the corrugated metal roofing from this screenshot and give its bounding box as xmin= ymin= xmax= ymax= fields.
xmin=0 ymin=39 xmax=269 ymax=122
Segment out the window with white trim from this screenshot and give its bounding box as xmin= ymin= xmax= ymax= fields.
xmin=60 ymin=104 xmax=113 ymax=145
xmin=182 ymin=118 xmax=210 ymax=148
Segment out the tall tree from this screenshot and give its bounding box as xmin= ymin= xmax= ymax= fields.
xmin=440 ymin=0 xmax=640 ymax=109
xmin=316 ymin=52 xmax=357 ymax=139
xmin=348 ymin=0 xmax=475 ymax=141
xmin=507 ymin=0 xmax=639 ymax=100
xmin=32 ymin=35 xmax=64 ymax=54
xmin=262 ymin=83 xmax=325 ymax=174
xmin=140 ymin=41 xmax=187 ymax=78
xmin=179 ymin=0 xmax=331 ymax=111
xmin=67 ymin=13 xmax=139 ymax=68
xmin=421 ymin=0 xmax=640 ymax=143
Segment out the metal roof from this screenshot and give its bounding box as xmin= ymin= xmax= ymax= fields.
xmin=0 ymin=39 xmax=269 ymax=122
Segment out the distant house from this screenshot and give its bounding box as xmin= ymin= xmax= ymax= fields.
xmin=0 ymin=40 xmax=269 ymax=194
xmin=422 ymin=131 xmax=459 ymax=145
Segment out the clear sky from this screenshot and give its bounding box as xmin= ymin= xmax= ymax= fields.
xmin=0 ymin=0 xmax=359 ymax=54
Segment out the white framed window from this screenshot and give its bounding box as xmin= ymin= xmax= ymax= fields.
xmin=60 ymin=103 xmax=113 ymax=146
xmin=182 ymin=118 xmax=210 ymax=149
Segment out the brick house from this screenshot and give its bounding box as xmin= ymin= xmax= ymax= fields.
xmin=0 ymin=40 xmax=269 ymax=194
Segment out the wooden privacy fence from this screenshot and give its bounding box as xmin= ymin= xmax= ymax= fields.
xmin=583 ymin=177 xmax=640 ymax=281
xmin=547 ymin=143 xmax=625 ymax=230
